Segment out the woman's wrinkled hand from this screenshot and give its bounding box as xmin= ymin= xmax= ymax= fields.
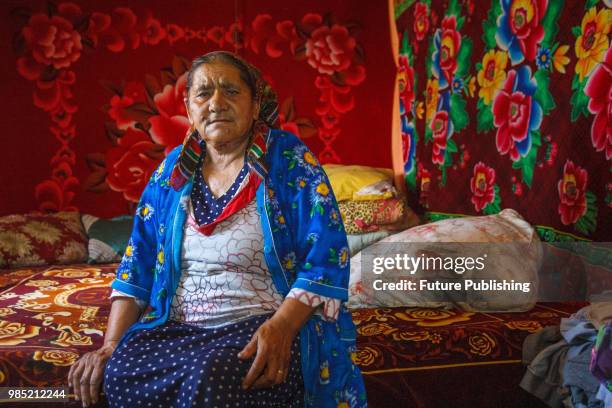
xmin=67 ymin=342 xmax=116 ymax=407
xmin=238 ymin=314 xmax=298 ymax=390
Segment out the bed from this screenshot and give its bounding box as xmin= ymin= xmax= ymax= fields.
xmin=0 ymin=262 xmax=587 ymax=407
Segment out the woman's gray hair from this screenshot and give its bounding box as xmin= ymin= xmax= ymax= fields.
xmin=185 ymin=51 xmax=258 ymax=99
xmin=184 ymin=51 xmax=279 ymax=127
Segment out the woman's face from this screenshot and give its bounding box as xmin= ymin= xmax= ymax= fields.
xmin=185 ymin=61 xmax=259 ymax=147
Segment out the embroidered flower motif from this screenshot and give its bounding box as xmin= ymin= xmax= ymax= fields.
xmin=432 ymin=15 xmax=462 ymax=89
xmin=282 ymin=252 xmax=297 ymax=271
xmin=353 ymin=346 xmax=380 ymax=367
xmin=557 ymin=160 xmax=588 ymax=225
xmin=21 ymin=14 xmax=83 ymax=70
xmin=536 ymin=47 xmax=551 ymax=70
xmin=154 ymin=159 xmax=166 ymax=182
xmin=398 ymin=55 xmax=415 ymax=113
xmin=477 ymin=50 xmax=508 ymax=105
xmin=149 ymin=73 xmax=190 ymax=151
xmin=394 ymin=308 xmax=474 ymax=327
xmin=584 ymin=46 xmax=612 ymax=159
xmin=285 ymin=145 xmax=321 ymax=175
xmin=391 ymin=330 xmax=430 ymax=342
xmin=413 ymin=2 xmax=430 ymax=42
xmin=319 ymin=360 xmax=330 ymax=384
xmin=574 ymin=7 xmax=612 ymax=81
xmin=470 ymin=162 xmax=496 ymax=212
xmin=20 ymin=221 xmax=62 ymax=245
xmin=33 ymin=349 xmax=79 ymax=366
xmin=137 ymin=203 xmax=154 ymax=221
xmin=294 ymin=176 xmax=308 ymax=189
xmin=338 ymin=246 xmax=349 ymax=268
xmin=108 ymin=82 xmax=147 ymax=130
xmin=425 ymin=78 xmax=440 ymax=123
xmin=105 ymin=127 xmax=160 ymax=202
xmin=430 ymin=332 xmax=443 ymax=344
xmin=496 ymin=0 xmax=547 ymax=65
xmin=0 ymin=232 xmax=33 ymax=258
xmin=123 ymin=239 xmax=136 ymax=262
xmin=357 ymin=322 xmax=397 ymax=336
xmin=552 ymin=44 xmax=570 ymax=73
xmin=431 ymin=110 xmax=453 ymax=165
xmin=505 ymin=320 xmax=543 ymax=333
xmin=157 ymin=246 xmax=164 ymax=265
xmin=336 ymin=385 xmax=360 ymax=408
xmin=468 ymin=333 xmax=496 ymax=356
xmin=310 ymin=175 xmax=333 ymax=214
xmin=452 ymin=77 xmax=464 ymax=93
xmin=0 ymin=321 xmax=40 ymax=346
xmin=492 ymin=66 xmax=542 ymax=161
xmin=305 ymin=24 xmax=357 ymax=76
xmin=118 ymin=267 xmax=132 ymax=282
xmin=51 ymin=330 xmax=93 ymax=347
xmin=329 ymin=208 xmax=342 ymax=227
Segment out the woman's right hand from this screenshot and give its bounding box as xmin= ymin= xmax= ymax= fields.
xmin=67 ymin=342 xmax=117 ymax=407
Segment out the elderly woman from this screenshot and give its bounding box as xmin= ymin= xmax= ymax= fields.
xmin=67 ymin=51 xmax=367 ymax=408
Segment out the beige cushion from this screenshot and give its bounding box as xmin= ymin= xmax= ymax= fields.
xmin=348 ymin=209 xmax=540 ymax=312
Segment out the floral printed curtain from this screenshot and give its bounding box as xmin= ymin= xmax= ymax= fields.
xmin=3 ymin=0 xmax=394 ymax=218
xmin=394 ymin=0 xmax=611 ymax=241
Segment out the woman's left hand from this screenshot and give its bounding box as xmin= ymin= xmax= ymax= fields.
xmin=238 ymin=298 xmax=315 ymax=390
xmin=238 ymin=313 xmax=297 ymax=389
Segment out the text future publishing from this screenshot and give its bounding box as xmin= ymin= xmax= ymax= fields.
xmin=373 ymin=279 xmax=532 ymax=293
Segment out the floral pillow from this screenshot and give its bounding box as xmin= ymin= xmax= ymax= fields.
xmin=0 ymin=212 xmax=88 ymax=269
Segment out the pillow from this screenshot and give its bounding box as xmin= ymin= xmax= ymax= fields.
xmin=0 ymin=212 xmax=88 ymax=269
xmin=346 ymin=231 xmax=392 ymax=256
xmin=347 ymin=209 xmax=541 ymax=312
xmin=339 ymin=198 xmax=418 ymax=234
xmin=323 ymin=164 xmax=396 ymax=201
xmin=81 ymin=215 xmax=133 ymax=264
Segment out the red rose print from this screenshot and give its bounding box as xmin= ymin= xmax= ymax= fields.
xmin=22 ymin=14 xmax=83 ymax=70
xmin=398 ymin=55 xmax=415 ymax=113
xmin=430 ymin=110 xmax=451 ymax=165
xmin=108 ymin=82 xmax=147 ymax=130
xmin=305 ymin=24 xmax=356 ymax=75
xmin=438 ymin=16 xmax=461 ymax=83
xmin=105 ymin=128 xmax=161 ymax=202
xmin=149 ymin=73 xmax=189 ymax=151
xmin=492 ymin=66 xmax=542 ymax=161
xmin=139 ymin=14 xmax=165 ymax=45
xmin=584 ymin=47 xmax=612 ymax=160
xmin=413 ymin=3 xmax=429 ymax=42
xmin=278 ymin=113 xmax=300 ymax=137
xmin=557 ymin=160 xmax=588 ymax=225
xmin=166 ymin=24 xmax=185 ymax=45
xmin=496 ymin=0 xmax=547 ymax=64
xmin=470 ymin=162 xmax=496 ymax=212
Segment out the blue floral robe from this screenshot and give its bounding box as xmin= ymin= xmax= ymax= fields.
xmin=111 ymin=129 xmax=367 ymax=407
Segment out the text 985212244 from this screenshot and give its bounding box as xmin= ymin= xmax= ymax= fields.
xmin=0 ymin=387 xmax=69 ymax=402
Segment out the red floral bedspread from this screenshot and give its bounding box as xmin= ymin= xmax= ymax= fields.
xmin=0 ymin=264 xmax=585 ymax=407
xmin=354 ymin=303 xmax=587 ymax=407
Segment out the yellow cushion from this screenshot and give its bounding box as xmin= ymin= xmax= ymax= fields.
xmin=323 ymin=164 xmax=395 ymax=201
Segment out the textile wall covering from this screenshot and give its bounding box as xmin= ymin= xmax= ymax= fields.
xmin=394 ymin=0 xmax=611 ymax=241
xmin=1 ymin=0 xmax=395 ymax=218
